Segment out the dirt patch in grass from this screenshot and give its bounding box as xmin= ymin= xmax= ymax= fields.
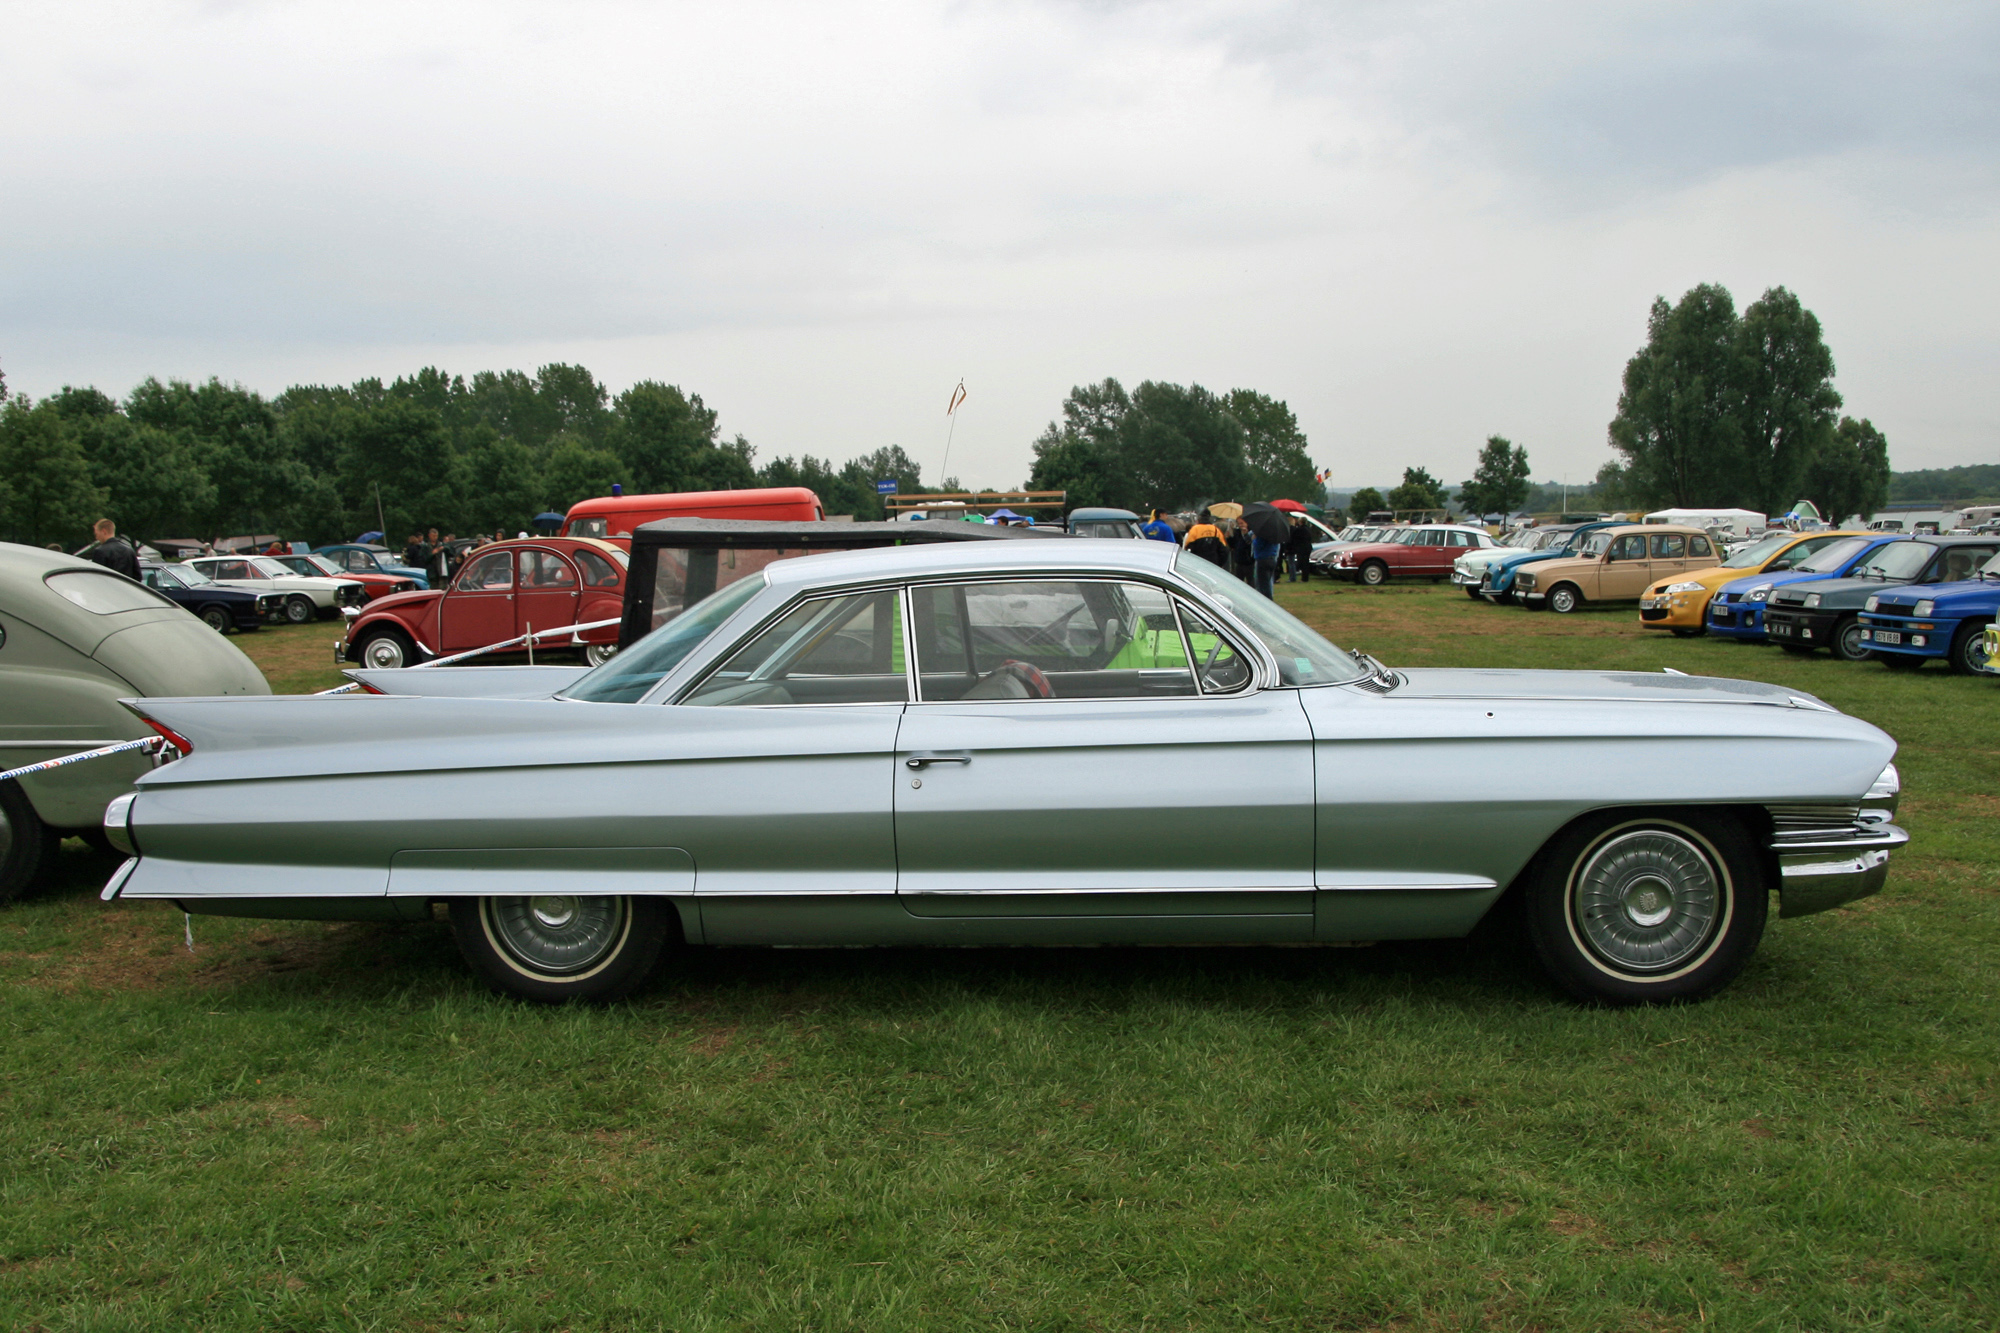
xmin=7 ymin=900 xmax=392 ymax=994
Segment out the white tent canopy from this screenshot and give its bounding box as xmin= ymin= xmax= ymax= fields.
xmin=1643 ymin=508 xmax=1766 ymax=537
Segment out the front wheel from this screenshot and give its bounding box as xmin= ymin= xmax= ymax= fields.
xmin=1463 ymin=584 xmax=1483 ymax=599
xmin=1547 ymin=584 xmax=1583 ymax=614
xmin=1947 ymin=622 xmax=1992 ymax=675
xmin=1525 ymin=811 xmax=1766 ymax=1005
xmin=1832 ymin=616 xmax=1873 ymax=663
xmin=1359 ymin=561 xmax=1389 ymax=587
xmin=284 ymin=595 xmax=316 ymax=625
xmin=450 ymin=895 xmax=676 ymax=1003
xmin=356 ymin=627 xmax=419 ymax=670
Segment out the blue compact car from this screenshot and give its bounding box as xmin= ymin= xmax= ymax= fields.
xmin=1707 ymin=535 xmax=1902 ymax=642
xmin=316 ymin=543 xmax=429 ymax=589
xmin=1857 ymin=549 xmax=2000 ymax=673
xmin=1479 ymin=522 xmax=1618 ymax=603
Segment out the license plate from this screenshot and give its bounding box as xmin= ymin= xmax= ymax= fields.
xmin=1640 ymin=598 xmax=1659 ymax=609
xmin=1872 ymin=630 xmax=1902 ymax=645
xmin=1771 ymin=622 xmax=1791 ymax=636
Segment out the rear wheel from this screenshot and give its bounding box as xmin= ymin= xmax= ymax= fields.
xmin=1832 ymin=616 xmax=1873 ymax=662
xmin=585 ymin=643 xmax=618 ymax=667
xmin=1525 ymin=810 xmax=1766 ymax=1005
xmin=1949 ymin=621 xmax=1993 ymax=675
xmin=284 ymin=595 xmax=316 ymax=625
xmin=1547 ymin=584 xmax=1583 ymax=614
xmin=356 ymin=626 xmax=419 ymax=670
xmin=0 ymin=782 xmax=59 ymax=906
xmin=198 ymin=604 xmax=232 ymax=633
xmin=450 ymin=895 xmax=675 ymax=1003
xmin=1359 ymin=561 xmax=1389 ymax=587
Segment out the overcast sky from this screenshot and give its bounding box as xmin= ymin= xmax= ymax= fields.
xmin=3 ymin=1 xmax=1994 ymax=488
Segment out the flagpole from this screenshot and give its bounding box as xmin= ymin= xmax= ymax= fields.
xmin=940 ymin=379 xmax=966 ymax=485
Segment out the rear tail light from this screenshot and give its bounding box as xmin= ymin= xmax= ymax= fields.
xmin=145 ymin=718 xmax=195 ymax=757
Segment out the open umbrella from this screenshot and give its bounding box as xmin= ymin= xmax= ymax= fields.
xmin=532 ymin=511 xmax=566 ymax=532
xmin=1268 ymin=499 xmax=1306 ymax=513
xmin=1207 ymin=501 xmax=1244 ymax=521
xmin=356 ymin=530 xmax=384 ymax=544
xmin=1239 ymin=501 xmax=1292 ymax=543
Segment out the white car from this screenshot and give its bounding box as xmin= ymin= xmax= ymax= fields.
xmin=187 ymin=555 xmax=368 ymax=623
xmin=1450 ymin=528 xmax=1547 ymax=596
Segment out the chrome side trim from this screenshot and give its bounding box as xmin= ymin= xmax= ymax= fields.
xmin=99 ymin=857 xmax=140 ymax=901
xmin=904 ymin=884 xmax=1311 ymax=897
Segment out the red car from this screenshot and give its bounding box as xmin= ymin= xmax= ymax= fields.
xmin=341 ymin=538 xmax=629 ymax=670
xmin=273 ymin=552 xmax=420 ymax=602
xmin=1328 ymin=524 xmax=1499 ymax=585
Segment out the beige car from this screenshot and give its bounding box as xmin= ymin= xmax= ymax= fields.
xmin=1512 ymin=525 xmax=1719 ymax=614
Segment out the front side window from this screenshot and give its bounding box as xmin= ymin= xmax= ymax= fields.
xmin=567 ymin=517 xmax=608 ymax=539
xmin=458 ymin=551 xmax=514 ymax=591
xmin=208 ymin=560 xmax=258 ymax=580
xmin=683 ymin=590 xmax=906 ymax=707
xmin=910 ymin=580 xmax=1197 ymax=701
xmin=1610 ymin=535 xmax=1648 ymax=560
xmin=521 ymin=551 xmax=577 ymax=588
xmin=1173 ymin=550 xmax=1364 ymax=687
xmin=1651 ymin=534 xmax=1686 ymax=559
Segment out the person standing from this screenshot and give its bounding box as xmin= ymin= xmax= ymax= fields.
xmin=1228 ymin=516 xmax=1256 ymax=584
xmin=1181 ymin=510 xmax=1230 ymax=568
xmin=79 ymin=519 xmax=140 ymax=580
xmin=1251 ymin=527 xmax=1283 ymax=598
xmin=1141 ymin=508 xmax=1176 ymax=543
xmin=424 ymin=528 xmax=450 ymax=589
xmin=404 ymin=533 xmax=427 ymax=568
xmin=1285 ymin=514 xmax=1315 ymax=583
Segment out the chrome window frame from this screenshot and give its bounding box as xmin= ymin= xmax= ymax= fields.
xmin=666 ymin=579 xmax=917 ymax=709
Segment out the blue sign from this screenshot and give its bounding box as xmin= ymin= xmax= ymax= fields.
xmin=877 ymin=479 xmax=899 ymax=494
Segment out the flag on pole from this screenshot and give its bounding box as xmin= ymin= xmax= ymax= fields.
xmin=947 ymin=380 xmax=966 ymax=415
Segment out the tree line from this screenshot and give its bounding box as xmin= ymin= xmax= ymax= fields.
xmin=0 ymin=363 xmax=969 ymax=549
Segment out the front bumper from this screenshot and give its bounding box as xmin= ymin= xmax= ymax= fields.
xmin=1638 ymin=589 xmax=1711 ymax=628
xmin=1856 ymin=613 xmax=1954 ymax=658
xmin=1772 ymin=824 xmax=1909 ymax=918
xmin=1763 ymin=608 xmax=1839 ymax=644
xmin=1983 ymin=624 xmax=2000 ymax=674
xmin=1706 ymin=597 xmax=1767 ymax=639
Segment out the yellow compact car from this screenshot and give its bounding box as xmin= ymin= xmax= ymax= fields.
xmin=1639 ymin=530 xmax=1874 ymax=637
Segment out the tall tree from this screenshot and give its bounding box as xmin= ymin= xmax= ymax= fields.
xmin=1228 ymin=389 xmax=1319 ymax=503
xmin=1027 ymin=378 xmax=1128 ymax=510
xmin=1799 ymin=417 xmax=1891 ymax=524
xmin=1607 ymin=284 xmax=1745 ymax=509
xmin=540 ymin=436 xmax=625 ymax=512
xmin=1115 ymin=381 xmax=1248 ymax=511
xmin=1735 ymin=286 xmax=1842 ymax=512
xmin=50 ymin=387 xmax=216 ymax=541
xmin=1458 ymin=435 xmax=1531 ymax=518
xmin=608 ymin=381 xmax=721 ymax=494
xmin=334 ymin=399 xmax=461 ymax=537
xmin=1387 ymin=466 xmax=1446 ymax=513
xmin=0 ymin=397 xmax=106 ymax=548
xmin=1347 ymin=486 xmax=1387 ymax=519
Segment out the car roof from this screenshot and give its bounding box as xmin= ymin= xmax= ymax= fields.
xmin=1069 ymin=508 xmax=1141 ymax=520
xmin=760 ymin=534 xmax=1180 ymax=590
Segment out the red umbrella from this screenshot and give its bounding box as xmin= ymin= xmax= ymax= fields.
xmin=1269 ymin=498 xmax=1307 ymax=512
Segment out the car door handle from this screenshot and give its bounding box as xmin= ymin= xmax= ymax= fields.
xmin=905 ymin=752 xmax=971 ymax=769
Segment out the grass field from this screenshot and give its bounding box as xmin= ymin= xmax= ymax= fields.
xmin=2 ymin=584 xmax=1994 ymax=1331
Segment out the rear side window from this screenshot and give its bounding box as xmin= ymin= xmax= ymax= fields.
xmin=46 ymin=570 xmax=171 ymax=614
xmin=1689 ymin=536 xmax=1712 ymax=557
xmin=1652 ymin=534 xmax=1686 ymax=558
xmin=684 ymin=591 xmax=907 ymax=707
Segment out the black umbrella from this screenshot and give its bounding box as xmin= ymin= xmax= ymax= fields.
xmin=1239 ymin=501 xmax=1292 ymax=543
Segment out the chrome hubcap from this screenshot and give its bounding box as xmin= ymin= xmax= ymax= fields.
xmin=485 ymin=895 xmax=627 ymax=976
xmin=363 ymin=637 xmax=405 ymax=669
xmin=1573 ymin=830 xmax=1721 ymax=972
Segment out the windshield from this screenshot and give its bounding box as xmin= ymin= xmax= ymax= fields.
xmin=1855 ymin=542 xmax=1932 ymax=581
xmin=1173 ymin=551 xmax=1363 ymax=687
xmin=1721 ymin=534 xmax=1794 ymax=569
xmin=175 ymin=563 xmax=215 ymax=585
xmin=250 ymin=557 xmax=295 ymax=578
xmin=1793 ymin=538 xmax=1870 ymax=574
xmin=295 ymin=554 xmax=342 ymax=576
xmin=562 ymin=574 xmax=769 ymax=704
xmin=1578 ymin=532 xmax=1613 ymax=557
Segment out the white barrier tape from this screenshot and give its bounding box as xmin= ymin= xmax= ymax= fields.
xmin=0 ymin=735 xmax=165 ymax=786
xmin=317 ymin=616 xmax=623 ymax=694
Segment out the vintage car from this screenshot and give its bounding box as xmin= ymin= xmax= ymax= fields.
xmin=1639 ymin=531 xmax=1875 ymax=637
xmin=1326 ymin=524 xmax=1501 ymax=585
xmin=271 ymin=552 xmax=419 ymax=602
xmin=1065 ymin=507 xmax=1146 ymax=538
xmin=560 ymin=486 xmax=824 ymax=542
xmin=1451 ymin=527 xmax=1554 ymax=598
xmin=1477 ymin=523 xmax=1621 ymax=604
xmin=1307 ymin=524 xmax=1397 ymax=569
xmin=102 ymin=540 xmax=1905 ymax=1008
xmin=1982 ymin=623 xmax=2000 ymax=675
xmin=1762 ymin=536 xmax=2000 ymax=661
xmin=1513 ymin=525 xmax=1719 ymax=613
xmin=187 ymin=555 xmax=368 ymax=623
xmin=316 ymin=543 xmax=429 ymax=588
xmin=1855 ymin=549 xmax=2000 ymax=673
xmin=341 ymin=537 xmax=632 ymax=669
xmin=1 ymin=545 xmax=268 ymax=901
xmin=1706 ymin=536 xmax=1902 ymax=643
xmin=139 ymin=560 xmax=279 ymax=633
